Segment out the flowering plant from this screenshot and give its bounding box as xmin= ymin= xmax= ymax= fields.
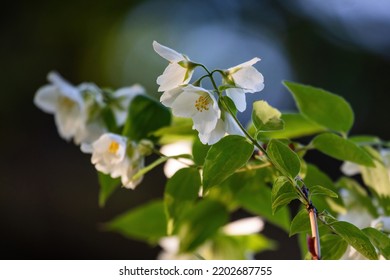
xmin=35 ymin=42 xmax=390 ymax=260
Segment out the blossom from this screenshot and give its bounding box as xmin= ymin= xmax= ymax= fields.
xmin=84 ymin=133 xmax=145 ymax=189
xmin=160 ymin=141 xmax=193 ymax=178
xmin=164 ymin=85 xmax=221 ymax=143
xmin=111 ymin=84 xmax=145 ymax=126
xmin=224 ymin=58 xmax=264 ymax=112
xmin=198 ymin=112 xmax=244 ymax=145
xmin=153 ymin=41 xmax=195 ymax=92
xmin=34 ymin=71 xmax=108 ymax=145
xmin=34 ymin=71 xmax=86 ymax=141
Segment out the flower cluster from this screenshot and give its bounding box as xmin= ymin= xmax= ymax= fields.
xmin=153 ymin=41 xmax=264 ymax=145
xmin=34 ymin=71 xmax=147 ymax=189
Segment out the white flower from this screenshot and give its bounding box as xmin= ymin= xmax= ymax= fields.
xmin=34 ymin=71 xmax=86 ymax=141
xmin=340 ymin=161 xmax=360 ymax=176
xmin=111 ymin=84 xmax=145 ymax=126
xmin=165 ymin=85 xmax=221 ymax=143
xmin=224 ymin=58 xmax=264 ymax=112
xmin=153 ymin=41 xmax=195 ymax=92
xmin=160 ymin=141 xmax=193 ymax=178
xmin=198 ymin=112 xmax=244 ymax=145
xmin=222 ymin=217 xmax=264 ymax=235
xmin=86 ymin=133 xmax=145 ymax=189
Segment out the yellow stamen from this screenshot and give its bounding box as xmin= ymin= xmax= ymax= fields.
xmin=108 ymin=141 xmax=120 ymax=154
xmin=195 ymin=95 xmax=211 ymax=112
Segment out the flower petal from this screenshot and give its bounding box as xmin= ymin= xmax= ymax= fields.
xmin=170 ymin=90 xmax=199 ymax=118
xmin=228 ymin=57 xmax=260 ymax=72
xmin=198 ymin=118 xmax=226 ymax=145
xmin=232 ymin=66 xmax=264 ymax=93
xmin=34 ymin=85 xmax=59 ymax=113
xmin=157 ymin=63 xmax=188 ymax=92
xmin=153 ymin=41 xmax=184 ymax=62
xmin=226 ymin=88 xmax=247 ymax=112
xmin=160 ymin=87 xmax=183 ymax=107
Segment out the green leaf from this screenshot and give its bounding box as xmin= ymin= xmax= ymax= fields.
xmin=271 ymin=176 xmax=297 ymax=214
xmin=261 ymin=113 xmax=325 ymax=140
xmin=349 ymin=135 xmax=382 ymax=146
xmin=267 ymin=139 xmax=301 ymax=179
xmin=97 ymin=172 xmax=121 ymax=207
xmin=101 ymin=107 xmax=120 ymax=133
xmin=164 ymin=168 xmax=201 ymax=233
xmin=236 ymin=169 xmax=291 ymax=231
xmin=320 ymin=234 xmax=348 ymax=260
xmin=105 ymin=200 xmax=167 ymax=244
xmin=178 ymin=200 xmax=228 ymax=252
xmin=283 ymin=81 xmax=354 ymax=133
xmin=362 ymin=227 xmax=390 ymax=259
xmin=290 ymin=209 xmax=310 ymax=236
xmin=153 ymin=117 xmax=196 ymax=144
xmin=192 ymin=138 xmax=211 ymax=166
xmin=123 ymin=95 xmax=171 ymax=141
xmin=309 ymin=185 xmax=338 ymax=199
xmin=252 ymin=100 xmax=284 ymax=132
xmin=331 ymin=221 xmax=378 ymax=260
xmin=312 ymin=133 xmax=375 ymax=167
xmin=203 ymin=135 xmax=254 ymax=191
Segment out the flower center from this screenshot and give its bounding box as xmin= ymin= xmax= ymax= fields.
xmin=108 ymin=141 xmax=120 ymax=154
xmin=195 ymin=95 xmax=211 ymax=112
xmin=59 ymin=96 xmax=76 ymax=110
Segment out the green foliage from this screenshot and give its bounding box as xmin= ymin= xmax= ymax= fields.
xmin=203 ymin=135 xmax=254 ymax=191
xmin=252 ymin=100 xmax=284 ymax=133
xmin=235 ymin=169 xmax=291 ymax=231
xmin=284 ymin=81 xmax=354 ymax=134
xmin=192 ymin=138 xmax=211 ymax=166
xmin=290 ymin=209 xmax=310 ymax=236
xmin=105 ymin=200 xmax=167 ymax=244
xmin=97 ymin=172 xmax=121 ymax=207
xmin=312 ymin=133 xmax=375 ymax=167
xmin=267 ymin=139 xmax=301 ymax=179
xmin=331 ymin=221 xmax=378 ymax=260
xmin=271 ymin=176 xmax=297 ymax=214
xmin=164 ymin=168 xmax=201 ymax=233
xmin=308 ymin=185 xmax=338 ymax=200
xmin=261 ymin=113 xmax=325 ymax=140
xmin=362 ymin=227 xmax=390 ymax=259
xmin=152 ymin=117 xmax=196 ymax=144
xmin=320 ymin=234 xmax=348 ymax=260
xmin=178 ymin=199 xmax=228 ymax=252
xmin=123 ymin=95 xmax=171 ymax=141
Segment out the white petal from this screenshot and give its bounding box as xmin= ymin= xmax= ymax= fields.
xmin=198 ymin=119 xmax=226 ymax=145
xmin=112 ymin=84 xmax=145 ymax=125
xmin=157 ymin=63 xmax=188 ymax=92
xmin=340 ymin=161 xmax=360 ymax=176
xmin=160 ymin=87 xmax=184 ymax=107
xmin=232 ymin=66 xmax=264 ymax=93
xmin=223 ymin=217 xmax=264 ymax=235
xmin=226 ymin=88 xmax=247 ymax=112
xmin=192 ymin=107 xmax=219 ymax=135
xmin=224 ymin=113 xmax=244 ymax=136
xmin=80 ymin=143 xmax=93 ymax=154
xmin=153 ymin=41 xmax=184 ymax=62
xmin=170 ymin=90 xmax=199 ymax=118
xmin=228 ymin=57 xmax=260 ymax=72
xmin=47 ymin=71 xmax=81 ymax=99
xmin=34 ymin=85 xmax=59 ymax=113
xmin=74 ymin=120 xmax=106 ymax=145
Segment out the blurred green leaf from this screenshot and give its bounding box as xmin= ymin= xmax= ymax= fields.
xmin=123 ymin=95 xmax=171 ymax=141
xmin=153 ymin=117 xmax=196 ymax=144
xmin=252 ymin=100 xmax=284 ymax=133
xmin=261 ymin=113 xmax=325 ymax=140
xmin=283 ymin=81 xmax=354 ymax=133
xmin=178 ymin=200 xmax=228 ymax=252
xmin=97 ymin=172 xmax=121 ymax=207
xmin=320 ymin=234 xmax=348 ymax=260
xmin=362 ymin=227 xmax=390 ymax=259
xmin=312 ymin=133 xmax=375 ymax=167
xmin=164 ymin=168 xmax=201 ymax=233
xmin=271 ymin=176 xmax=297 ymax=214
xmin=203 ymin=135 xmax=254 ymax=191
xmin=267 ymin=139 xmax=301 ymax=179
xmin=331 ymin=221 xmax=377 ymax=260
xmin=105 ymin=200 xmax=167 ymax=244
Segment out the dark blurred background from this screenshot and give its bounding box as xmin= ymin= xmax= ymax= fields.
xmin=1 ymin=0 xmax=390 ymax=259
